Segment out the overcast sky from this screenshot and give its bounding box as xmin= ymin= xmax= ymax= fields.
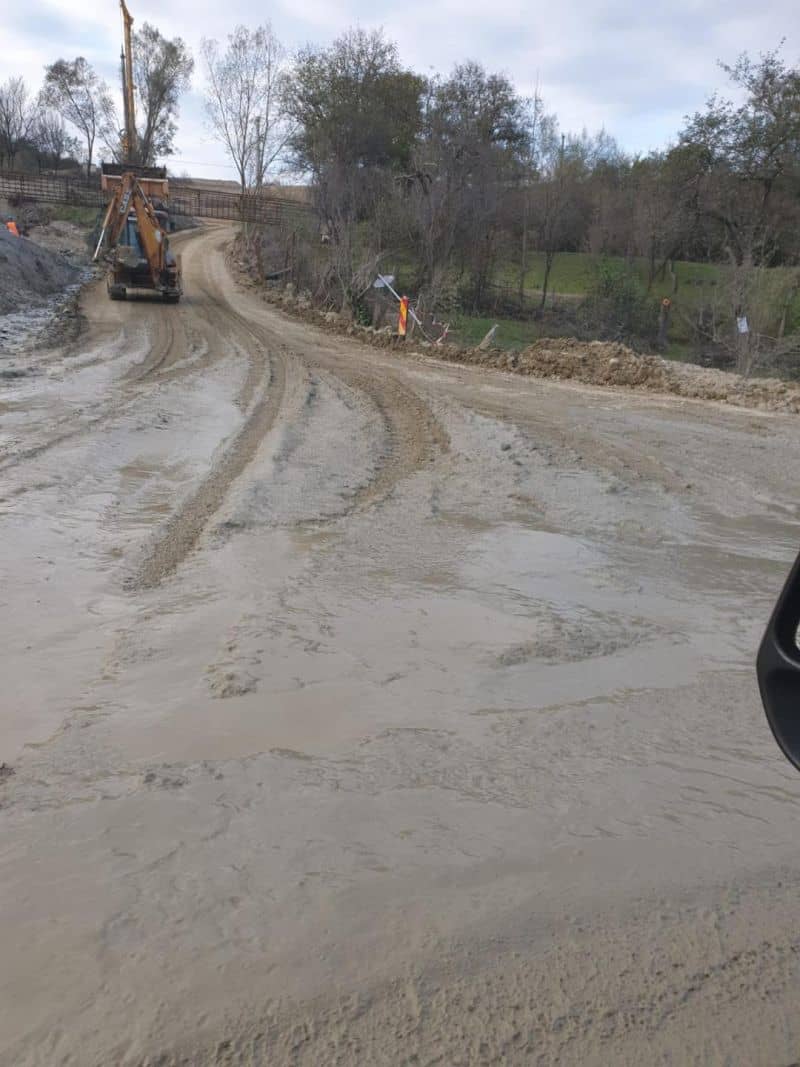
xmin=3 ymin=0 xmax=796 ymax=178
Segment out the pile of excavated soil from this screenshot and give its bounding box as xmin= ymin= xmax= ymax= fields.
xmin=0 ymin=227 xmax=81 ymax=315
xmin=450 ymin=338 xmax=800 ymax=413
xmin=462 ymin=338 xmax=672 ymax=389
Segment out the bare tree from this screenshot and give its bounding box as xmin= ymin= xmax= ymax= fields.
xmin=42 ymin=58 xmax=114 ymax=178
xmin=201 ymin=24 xmax=291 ymax=194
xmin=133 ymin=23 xmax=194 ymax=165
xmin=409 ymin=62 xmax=527 ymax=310
xmin=0 ymin=77 xmax=35 ymax=169
xmin=517 ymin=84 xmax=558 ymax=310
xmin=31 ymin=109 xmax=80 ymax=171
xmin=533 ymin=135 xmax=570 ymax=309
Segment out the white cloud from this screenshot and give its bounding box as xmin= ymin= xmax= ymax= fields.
xmin=1 ymin=0 xmax=796 ymax=176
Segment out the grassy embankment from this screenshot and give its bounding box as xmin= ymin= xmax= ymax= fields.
xmin=45 ymin=205 xmax=102 ymax=228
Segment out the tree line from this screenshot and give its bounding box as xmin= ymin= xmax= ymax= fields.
xmin=199 ymin=25 xmax=799 ymax=368
xmin=0 ymin=24 xmax=192 ymax=177
xmin=289 ymin=32 xmax=800 ymax=368
xmin=2 ymin=23 xmax=799 ymax=369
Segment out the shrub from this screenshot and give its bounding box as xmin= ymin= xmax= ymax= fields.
xmin=577 ymin=260 xmax=660 ymax=348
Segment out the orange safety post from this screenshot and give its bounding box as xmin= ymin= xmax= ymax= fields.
xmin=398 ymin=295 xmax=409 ymax=338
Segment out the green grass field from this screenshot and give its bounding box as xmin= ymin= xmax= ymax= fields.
xmin=448 ymin=315 xmax=542 ymax=351
xmin=451 ymin=252 xmax=800 ymax=354
xmin=500 ymin=252 xmax=721 ymax=298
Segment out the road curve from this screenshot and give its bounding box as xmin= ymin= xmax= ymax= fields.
xmin=2 ymin=224 xmax=800 ymax=1066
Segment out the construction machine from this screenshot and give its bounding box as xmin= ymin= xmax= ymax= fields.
xmin=94 ymin=164 xmax=182 ymax=302
xmin=92 ymin=0 xmax=182 ymax=302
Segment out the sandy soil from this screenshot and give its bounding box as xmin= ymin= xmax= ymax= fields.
xmin=2 ymin=224 xmax=800 ymax=1066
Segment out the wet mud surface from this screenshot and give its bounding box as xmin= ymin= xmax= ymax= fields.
xmin=2 ymin=225 xmax=800 ymax=1065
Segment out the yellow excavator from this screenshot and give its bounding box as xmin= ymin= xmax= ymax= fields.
xmin=92 ymin=0 xmax=182 ymax=303
xmin=93 ymin=165 xmax=182 ymax=302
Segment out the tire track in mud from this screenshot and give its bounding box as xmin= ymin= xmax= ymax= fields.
xmin=128 ymin=225 xmax=447 ymax=585
xmin=127 ymin=308 xmax=177 ymax=382
xmin=127 ymin=231 xmax=308 ymax=587
xmin=316 ymin=360 xmax=448 ymax=513
xmin=206 ymin=236 xmax=449 ymax=516
xmin=130 ymin=327 xmax=288 ymax=590
xmin=0 ymin=279 xmax=185 ymax=478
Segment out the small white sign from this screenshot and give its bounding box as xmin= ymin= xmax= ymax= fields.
xmin=737 ymin=316 xmax=749 ymax=334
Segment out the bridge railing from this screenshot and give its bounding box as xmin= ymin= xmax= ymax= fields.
xmin=0 ymin=168 xmax=310 ymax=225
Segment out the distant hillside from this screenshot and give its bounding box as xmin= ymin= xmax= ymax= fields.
xmin=170 ymin=175 xmax=312 ymax=203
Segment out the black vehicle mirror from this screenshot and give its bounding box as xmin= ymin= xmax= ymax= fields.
xmin=757 ymin=550 xmax=800 ymax=771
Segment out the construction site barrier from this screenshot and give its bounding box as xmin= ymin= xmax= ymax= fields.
xmin=0 ymin=169 xmax=310 ymax=226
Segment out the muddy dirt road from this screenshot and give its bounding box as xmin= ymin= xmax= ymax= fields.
xmin=2 ymin=224 xmax=800 ymax=1066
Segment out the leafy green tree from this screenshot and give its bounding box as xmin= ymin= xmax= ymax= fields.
xmin=411 ymin=62 xmax=529 ymax=307
xmin=286 ymin=28 xmax=423 ymax=177
xmin=284 ymin=29 xmax=423 ymax=311
xmin=679 ymin=48 xmax=800 ymax=267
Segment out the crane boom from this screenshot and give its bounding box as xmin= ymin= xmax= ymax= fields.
xmin=120 ymin=0 xmax=137 ymax=163
xmin=93 ymin=2 xmax=181 ymax=303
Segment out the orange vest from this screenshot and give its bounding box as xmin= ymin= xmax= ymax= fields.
xmin=6 ymin=220 xmax=19 ymax=237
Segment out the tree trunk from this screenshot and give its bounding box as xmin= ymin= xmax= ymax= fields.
xmin=777 ymin=279 xmax=800 ymax=340
xmin=518 ymin=189 xmax=529 ymax=314
xmin=646 ymin=238 xmax=657 ymax=292
xmin=667 ymin=259 xmax=677 ymax=294
xmin=657 ymin=300 xmax=671 ymax=350
xmin=540 ymin=250 xmax=555 ymax=311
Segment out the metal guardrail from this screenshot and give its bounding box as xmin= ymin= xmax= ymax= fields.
xmin=0 ymin=169 xmax=310 ymax=226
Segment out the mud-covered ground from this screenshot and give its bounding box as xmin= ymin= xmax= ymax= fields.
xmin=2 ymin=224 xmax=800 ymax=1066
xmin=0 ymin=219 xmax=92 ymax=354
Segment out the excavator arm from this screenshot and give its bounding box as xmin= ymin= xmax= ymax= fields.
xmin=93 ymin=172 xmax=137 ymax=261
xmin=131 ymin=185 xmax=166 ymax=286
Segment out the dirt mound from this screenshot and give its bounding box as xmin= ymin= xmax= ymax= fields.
xmin=0 ymin=226 xmax=81 ymax=316
xmin=470 ymin=338 xmax=671 ymax=389
xmin=425 ymin=337 xmax=800 ymax=413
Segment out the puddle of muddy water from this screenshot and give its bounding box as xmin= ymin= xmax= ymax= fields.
xmin=0 ymin=335 xmax=247 ymax=757
xmin=82 ymin=509 xmax=745 ymax=765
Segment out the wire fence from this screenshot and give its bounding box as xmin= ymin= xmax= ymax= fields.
xmin=0 ymin=169 xmax=310 ymax=226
